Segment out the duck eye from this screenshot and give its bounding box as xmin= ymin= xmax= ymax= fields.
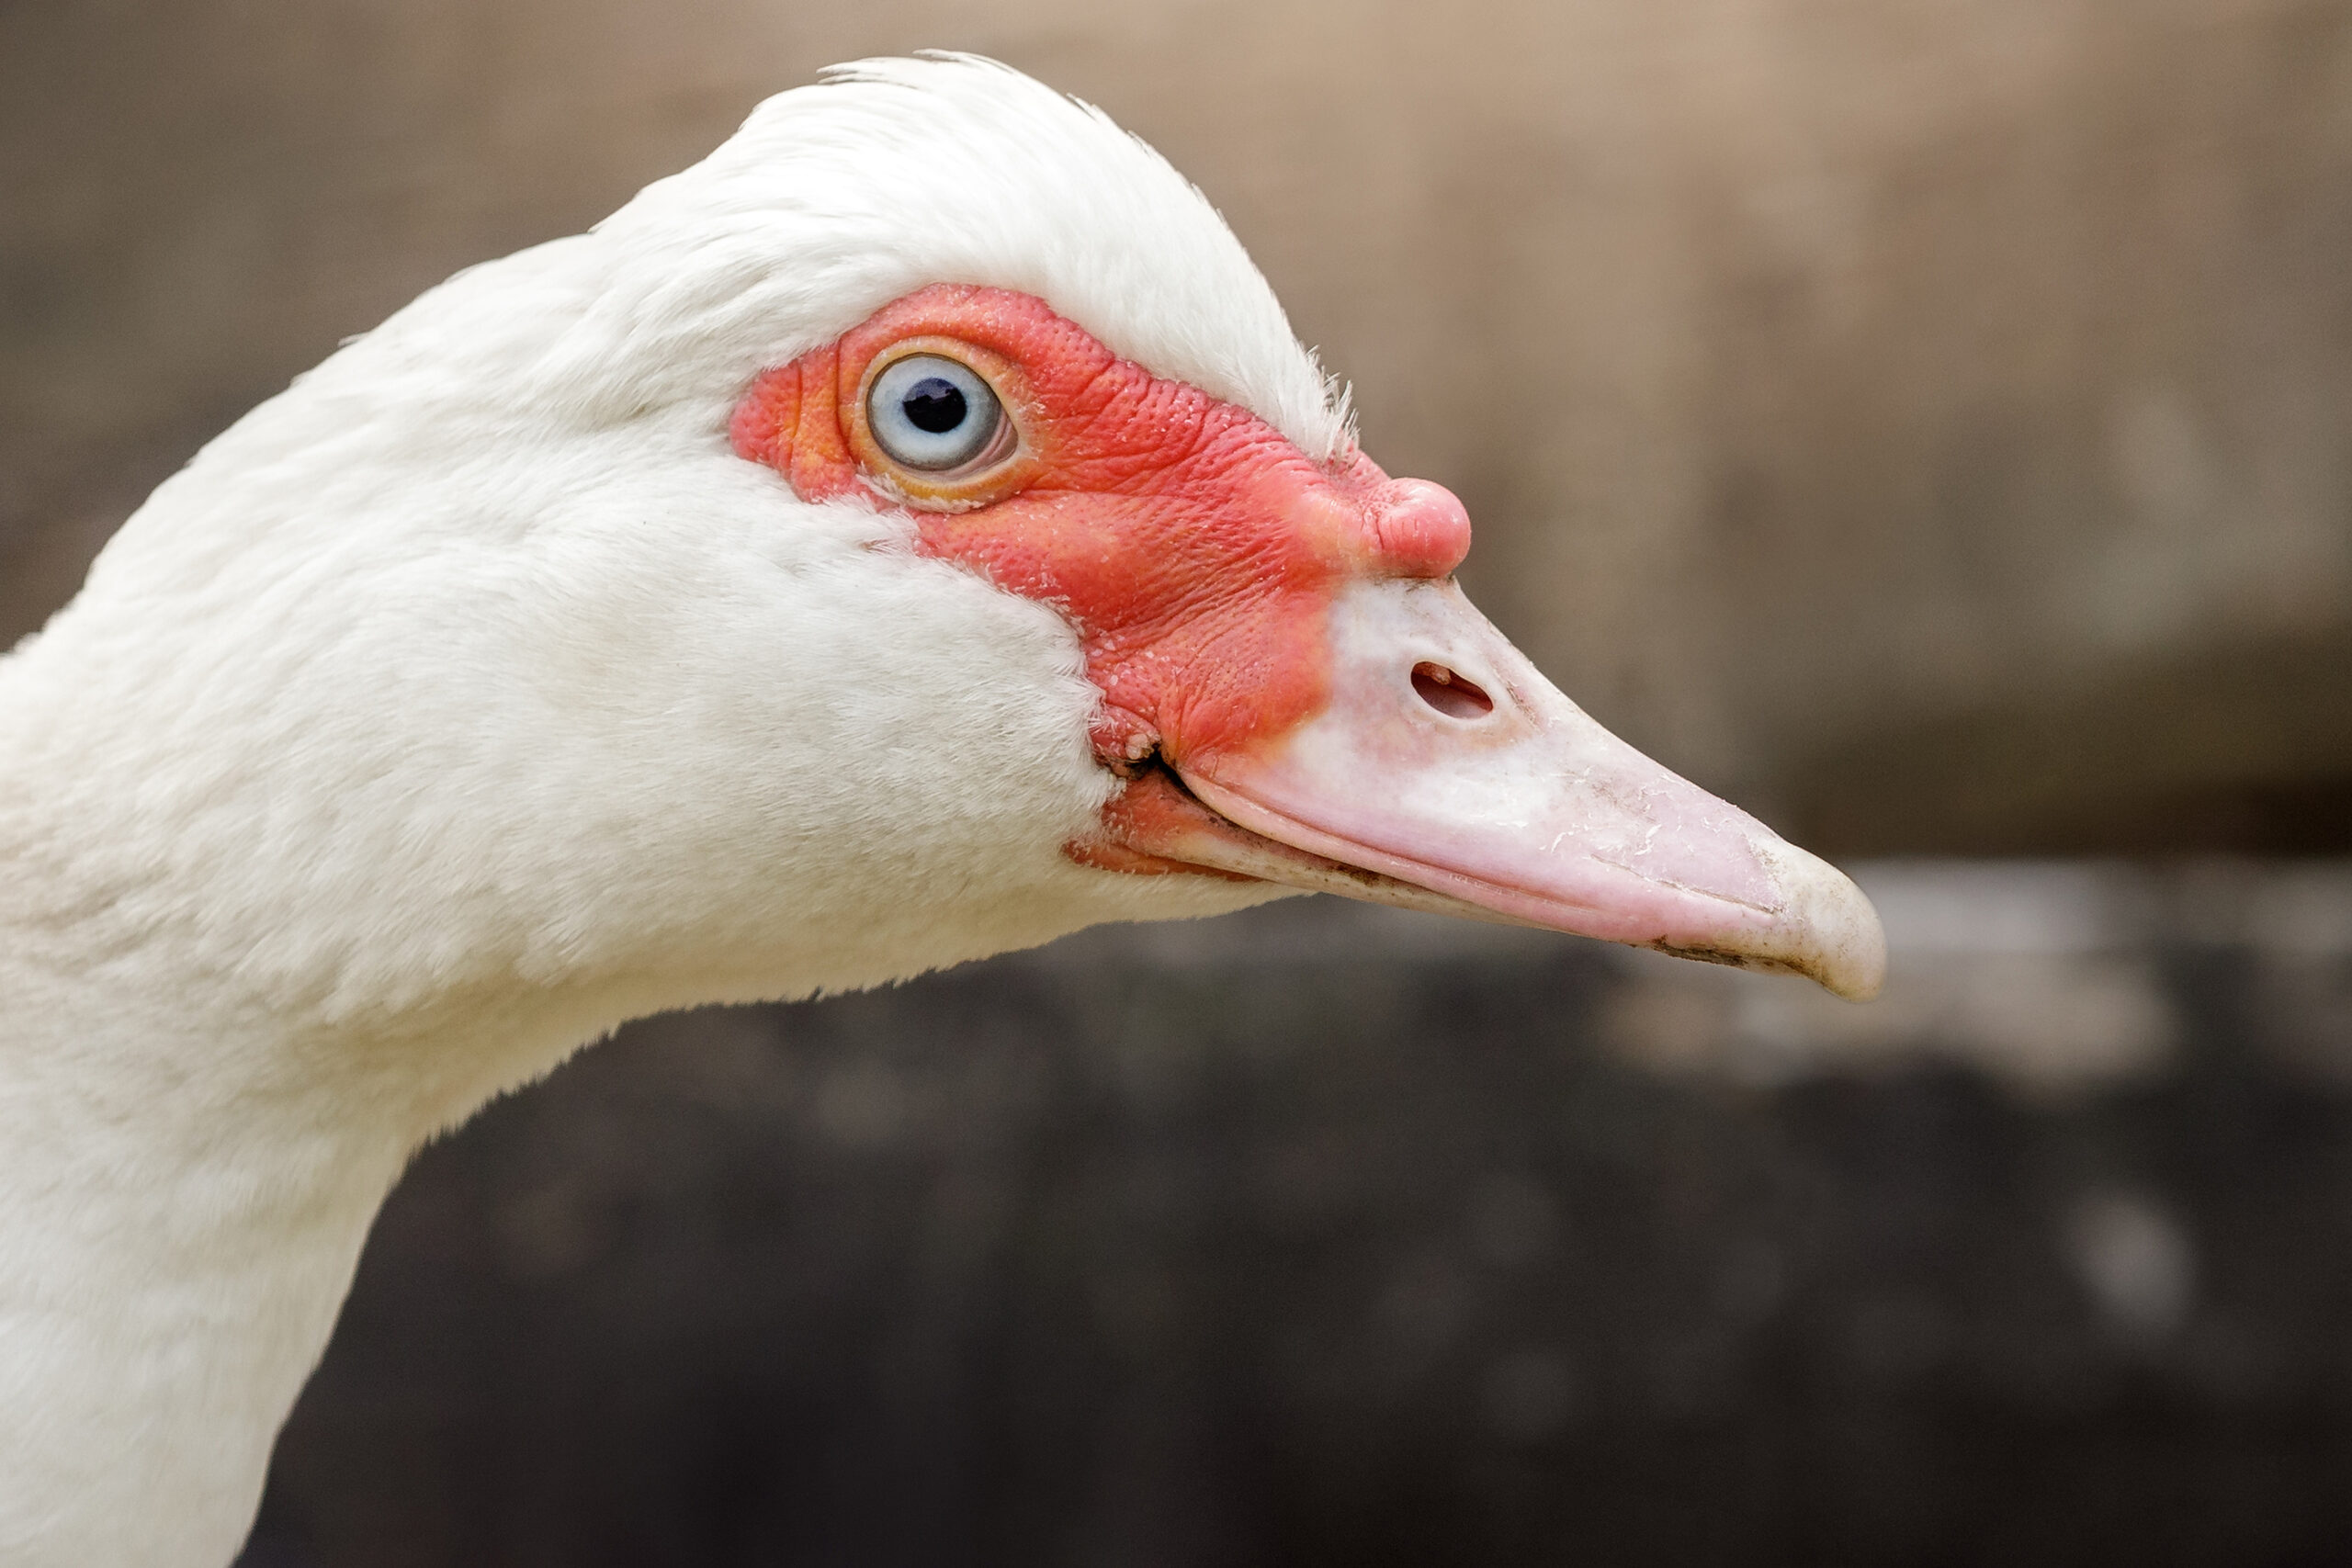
xmin=866 ymin=353 xmax=1007 ymax=472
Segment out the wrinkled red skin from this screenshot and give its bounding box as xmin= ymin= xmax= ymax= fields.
xmin=729 ymin=284 xmax=1472 ymax=859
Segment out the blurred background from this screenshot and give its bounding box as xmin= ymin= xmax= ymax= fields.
xmin=5 ymin=0 xmax=2351 ymax=1562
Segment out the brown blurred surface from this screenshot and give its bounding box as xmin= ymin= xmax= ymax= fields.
xmin=6 ymin=0 xmax=2349 ymax=853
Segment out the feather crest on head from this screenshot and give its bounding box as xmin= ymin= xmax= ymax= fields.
xmin=580 ymin=51 xmax=1355 ymax=458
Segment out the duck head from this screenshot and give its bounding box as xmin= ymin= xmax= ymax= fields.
xmin=13 ymin=54 xmax=1880 ymax=1056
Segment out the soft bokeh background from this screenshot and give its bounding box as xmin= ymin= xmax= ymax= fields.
xmin=6 ymin=1 xmax=2351 ymax=1563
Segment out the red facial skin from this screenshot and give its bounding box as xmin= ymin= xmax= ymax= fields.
xmin=729 ymin=284 xmax=1472 ymax=868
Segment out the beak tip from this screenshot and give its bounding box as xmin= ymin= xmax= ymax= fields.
xmin=1759 ymin=840 xmax=1887 ymax=1001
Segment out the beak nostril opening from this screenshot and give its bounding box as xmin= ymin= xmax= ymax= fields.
xmin=1411 ymin=661 xmax=1494 ymax=719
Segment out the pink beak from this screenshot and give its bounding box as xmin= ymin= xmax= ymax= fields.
xmin=1162 ymin=578 xmax=1887 ymax=999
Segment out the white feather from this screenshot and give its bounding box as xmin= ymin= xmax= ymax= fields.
xmin=0 ymin=56 xmax=1320 ymax=1565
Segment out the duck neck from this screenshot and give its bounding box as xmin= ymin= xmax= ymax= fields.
xmin=0 ymin=928 xmax=567 ymax=1566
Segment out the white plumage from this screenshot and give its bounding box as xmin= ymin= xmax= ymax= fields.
xmin=0 ymin=58 xmax=1329 ymax=1564
xmin=0 ymin=54 xmax=1880 ymax=1565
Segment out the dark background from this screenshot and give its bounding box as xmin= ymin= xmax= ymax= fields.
xmin=250 ymin=884 xmax=2352 ymax=1567
xmin=5 ymin=2 xmax=2351 ymax=1562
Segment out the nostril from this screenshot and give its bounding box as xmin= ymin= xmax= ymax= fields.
xmin=1411 ymin=661 xmax=1494 ymax=719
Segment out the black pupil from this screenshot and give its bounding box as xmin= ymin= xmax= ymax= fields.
xmin=902 ymin=378 xmax=967 ymax=434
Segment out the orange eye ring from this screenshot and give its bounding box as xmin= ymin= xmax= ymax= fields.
xmin=843 ymin=335 xmax=1045 ymax=511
